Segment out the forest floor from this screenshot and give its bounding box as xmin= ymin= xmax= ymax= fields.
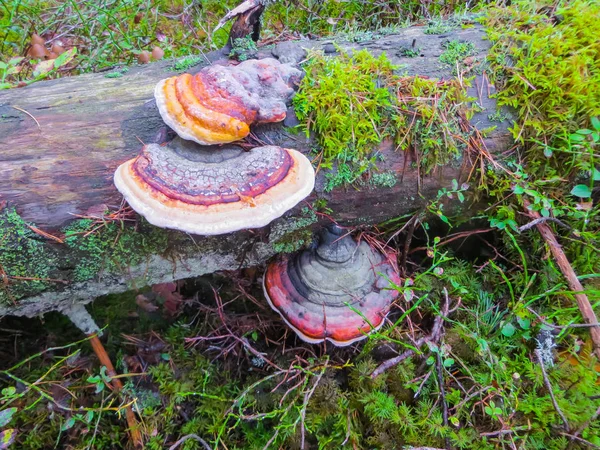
xmin=1 ymin=1 xmax=600 ymax=449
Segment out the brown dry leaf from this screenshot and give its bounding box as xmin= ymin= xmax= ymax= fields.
xmin=152 ymin=282 xmax=183 ymax=316
xmin=136 ymin=294 xmax=159 ymax=312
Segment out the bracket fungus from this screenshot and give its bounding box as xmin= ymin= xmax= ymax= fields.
xmin=114 ymin=138 xmax=315 ymax=235
xmin=264 ymin=226 xmax=401 ymax=346
xmin=155 ymin=58 xmax=302 ymax=145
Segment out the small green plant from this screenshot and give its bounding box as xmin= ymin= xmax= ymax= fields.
xmin=228 ymin=36 xmax=258 ymax=61
xmin=171 ymin=55 xmax=204 ymax=72
xmin=0 ymin=47 xmax=76 ymax=89
xmin=484 ymin=400 xmax=503 ymax=421
xmin=439 ymin=40 xmax=476 ymax=73
xmin=104 ymin=66 xmax=129 ymax=78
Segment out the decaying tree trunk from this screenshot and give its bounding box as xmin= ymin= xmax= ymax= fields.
xmin=0 ymin=24 xmax=513 ymax=317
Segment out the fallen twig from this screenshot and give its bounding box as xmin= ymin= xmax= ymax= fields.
xmin=523 ymin=200 xmax=600 ymax=359
xmin=435 ymin=351 xmax=450 ymax=449
xmin=371 ymin=288 xmax=455 ymax=378
xmin=518 ymin=216 xmax=572 ymax=233
xmin=89 ymin=334 xmax=143 ymax=449
xmin=535 ymin=348 xmax=570 ymax=431
xmin=168 ymin=433 xmax=213 ymax=450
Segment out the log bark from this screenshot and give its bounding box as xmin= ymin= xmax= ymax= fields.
xmin=0 ymin=24 xmax=513 ymax=317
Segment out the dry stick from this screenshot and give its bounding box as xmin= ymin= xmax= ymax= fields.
xmin=523 ymin=200 xmax=600 ymax=360
xmin=168 ymin=434 xmax=213 ymax=450
xmin=435 ymin=351 xmax=451 ymax=450
xmin=371 ymin=289 xmax=452 ymax=378
xmin=535 ymin=348 xmax=570 ymax=431
xmin=89 ymin=334 xmax=143 ymax=449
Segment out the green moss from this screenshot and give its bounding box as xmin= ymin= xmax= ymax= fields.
xmin=103 ymin=67 xmax=129 ymax=78
xmin=369 ymin=171 xmax=398 ymax=188
xmin=270 ymin=207 xmax=318 ymax=253
xmin=228 ymin=36 xmax=258 ymax=61
xmin=63 ymin=218 xmax=170 ymax=282
xmin=439 ymin=40 xmax=476 ymax=70
xmin=0 ymin=208 xmax=59 ymax=303
xmin=294 ymin=49 xmax=475 ymax=189
xmin=171 ymin=55 xmax=203 ymax=72
xmin=485 ymin=0 xmax=600 ymax=177
xmin=0 ymin=207 xmax=171 ymax=303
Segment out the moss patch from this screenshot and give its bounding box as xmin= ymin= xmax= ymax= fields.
xmin=63 ymin=218 xmax=170 ymax=283
xmin=0 ymin=208 xmax=60 ymax=303
xmin=270 ymin=207 xmax=318 ymax=253
xmin=0 ymin=208 xmax=170 ymax=304
xmin=485 ymin=0 xmax=600 ymax=178
xmin=293 ymin=49 xmax=475 ymax=190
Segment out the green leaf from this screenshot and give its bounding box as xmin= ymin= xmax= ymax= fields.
xmin=0 ymin=429 xmax=16 ymax=449
xmin=592 ymin=168 xmax=600 ymax=181
xmin=61 ymin=417 xmax=76 ymax=431
xmin=443 ymin=358 xmax=455 ymax=368
xmin=0 ymin=408 xmax=17 ymax=427
xmin=0 ymin=62 xmax=7 ymax=70
xmin=577 ymin=129 xmax=593 ymax=135
xmin=457 ymin=191 xmax=465 ymax=203
xmin=451 ymin=179 xmax=458 ymax=190
xmin=501 ymin=322 xmax=516 ymax=337
xmin=1 ymin=387 xmax=16 ymax=397
xmin=517 ymin=317 xmax=531 ymax=330
xmin=53 ymin=47 xmax=77 ymax=69
xmin=32 ymin=59 xmax=54 ymax=78
xmin=543 ymin=147 xmax=553 ymax=158
xmin=8 ymin=57 xmax=23 ymax=66
xmin=569 ymin=133 xmax=585 ymax=142
xmin=513 ymin=185 xmax=524 ymax=195
xmin=0 ymin=83 xmax=12 ymax=90
xmin=591 ymin=117 xmax=600 ymax=132
xmin=570 ymin=184 xmax=592 ymax=198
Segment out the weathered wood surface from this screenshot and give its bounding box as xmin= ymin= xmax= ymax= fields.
xmin=0 ymin=24 xmax=512 ymax=317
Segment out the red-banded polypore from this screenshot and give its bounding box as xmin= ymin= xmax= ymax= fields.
xmin=155 ymin=58 xmax=302 ymax=145
xmin=114 ymin=138 xmax=314 ymax=235
xmin=263 ymin=226 xmax=401 ymax=346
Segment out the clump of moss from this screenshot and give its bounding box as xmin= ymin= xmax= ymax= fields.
xmin=485 ymin=0 xmax=600 ymax=177
xmin=63 ymin=219 xmax=170 ymax=282
xmin=294 ymin=49 xmax=398 ymax=168
xmin=293 ymin=49 xmax=475 ymax=189
xmin=270 ymin=207 xmax=318 ymax=253
xmin=0 ymin=208 xmax=59 ymax=303
xmin=439 ymin=40 xmax=476 ymax=72
xmin=229 ymin=36 xmax=258 ymax=61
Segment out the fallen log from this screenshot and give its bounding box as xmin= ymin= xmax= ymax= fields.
xmin=0 ymin=23 xmax=513 ymax=317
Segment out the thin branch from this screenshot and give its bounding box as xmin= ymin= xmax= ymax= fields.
xmin=518 ymin=216 xmax=572 ymax=233
xmin=523 ymin=199 xmax=600 ymax=359
xmin=169 ymin=434 xmax=213 ymax=450
xmin=435 ymin=351 xmax=450 ymax=449
xmin=535 ymin=348 xmax=570 ymax=431
xmin=371 ymin=288 xmax=452 ymax=378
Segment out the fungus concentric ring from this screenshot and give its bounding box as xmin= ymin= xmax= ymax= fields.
xmin=114 ymin=139 xmax=315 ymax=235
xmin=264 ymin=226 xmax=401 ymax=346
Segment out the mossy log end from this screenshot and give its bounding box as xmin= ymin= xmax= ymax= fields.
xmin=0 ymin=24 xmax=513 ymax=317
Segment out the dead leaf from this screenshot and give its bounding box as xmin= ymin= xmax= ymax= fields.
xmin=136 ymin=294 xmax=159 ymax=312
